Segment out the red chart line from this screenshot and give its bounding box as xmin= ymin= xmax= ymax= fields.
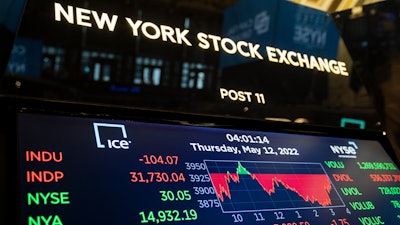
xmin=205 ymin=160 xmax=345 ymax=212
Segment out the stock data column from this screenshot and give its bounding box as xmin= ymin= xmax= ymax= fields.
xmin=129 ymin=154 xmax=199 ymax=224
xmin=356 ymin=161 xmax=400 ymax=224
xmin=324 ymin=141 xmax=400 ymax=225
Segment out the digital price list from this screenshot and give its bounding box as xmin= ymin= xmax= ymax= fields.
xmin=18 ymin=113 xmax=400 ymax=225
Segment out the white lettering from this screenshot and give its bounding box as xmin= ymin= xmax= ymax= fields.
xmin=107 ymin=139 xmax=130 ymax=150
xmin=237 ymin=41 xmax=250 ymax=57
xmin=248 ymin=43 xmax=263 ymax=59
xmin=329 ymin=60 xmax=340 ymax=74
xmin=221 ymin=38 xmax=236 ymax=54
xmin=287 ymin=51 xmax=299 ymax=66
xmin=265 ymin=46 xmax=349 ymax=76
xmin=276 ymin=49 xmax=289 ymax=64
xmin=197 ymin=34 xmax=262 ymax=59
xmin=197 ymin=32 xmax=210 ymax=49
xmin=160 ymin=25 xmax=176 ymax=43
xmin=265 ymin=46 xmax=278 ymax=63
xmin=141 ymin=22 xmax=161 ymax=40
xmin=54 ymin=3 xmax=118 ymax=31
xmin=75 ymin=7 xmax=92 ymax=27
xmin=91 ymin=11 xmax=118 ymax=31
xmin=338 ymin=61 xmax=349 ymax=76
xmin=126 ymin=18 xmax=192 ymax=45
xmin=54 ymin=3 xmax=74 ymax=24
xmin=175 ymin=28 xmax=192 ymax=46
xmin=125 ymin=18 xmax=143 ymax=36
xmin=53 ymin=3 xmax=349 ymax=76
xmin=309 ymin=56 xmax=321 ymax=71
xmin=190 ymin=143 xmax=239 ymax=154
xmin=220 ymin=88 xmax=252 ymax=102
xmin=318 ymin=57 xmax=331 ymax=73
xmin=297 ymin=53 xmax=310 ymax=68
xmin=207 ymin=34 xmax=221 ymax=51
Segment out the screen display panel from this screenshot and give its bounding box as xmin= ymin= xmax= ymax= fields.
xmin=17 ymin=110 xmax=400 ymax=225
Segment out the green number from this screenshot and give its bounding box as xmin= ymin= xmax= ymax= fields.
xmin=158 ymin=210 xmax=166 ymax=222
xmin=141 ymin=209 xmax=197 ymax=223
xmin=139 ymin=211 xmax=149 ymax=223
xmin=160 ymin=191 xmax=167 ymax=201
xmin=148 ymin=211 xmax=156 ymax=222
xmin=139 ymin=211 xmax=156 ymax=223
xmin=189 ymin=209 xmax=198 ymax=220
xmin=160 ymin=190 xmax=191 ymax=201
xmin=183 ymin=209 xmax=198 ymax=220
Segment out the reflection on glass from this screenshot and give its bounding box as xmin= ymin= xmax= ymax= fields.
xmin=0 ymin=0 xmax=387 ymax=130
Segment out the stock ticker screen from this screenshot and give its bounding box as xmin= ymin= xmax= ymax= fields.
xmin=18 ymin=112 xmax=400 ymax=225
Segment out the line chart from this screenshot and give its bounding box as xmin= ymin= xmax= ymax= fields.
xmin=204 ymin=160 xmax=345 ymax=213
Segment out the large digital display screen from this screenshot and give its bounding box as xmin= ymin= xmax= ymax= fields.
xmin=18 ymin=112 xmax=400 ymax=225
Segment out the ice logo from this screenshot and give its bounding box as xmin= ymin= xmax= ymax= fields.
xmin=254 ymin=11 xmax=270 ymax=35
xmin=93 ymin=123 xmax=131 ymax=150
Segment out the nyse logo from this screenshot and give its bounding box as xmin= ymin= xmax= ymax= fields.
xmin=330 ymin=141 xmax=358 ymax=158
xmin=93 ymin=123 xmax=131 ymax=150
